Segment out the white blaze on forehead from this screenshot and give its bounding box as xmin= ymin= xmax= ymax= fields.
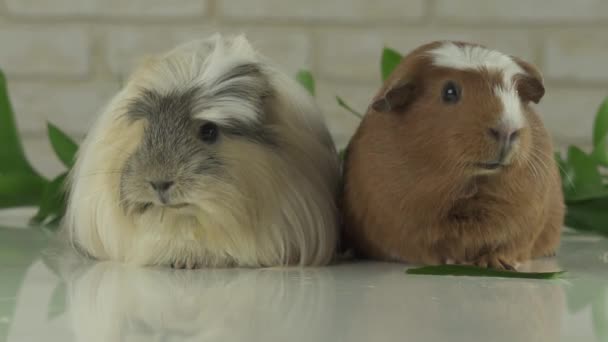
xmin=429 ymin=42 xmax=526 ymax=131
xmin=429 ymin=42 xmax=524 ymax=81
xmin=494 ymin=87 xmax=524 ymax=130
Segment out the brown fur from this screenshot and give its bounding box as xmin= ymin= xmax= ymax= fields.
xmin=342 ymin=41 xmax=564 ymax=269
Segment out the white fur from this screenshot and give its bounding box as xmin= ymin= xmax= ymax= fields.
xmin=430 ymin=42 xmax=525 ymax=131
xmin=495 ymin=86 xmax=524 ymax=131
xmin=133 ymin=34 xmax=263 ymax=126
xmin=64 ymin=34 xmax=340 ymax=267
xmin=429 ymin=42 xmax=523 ymax=81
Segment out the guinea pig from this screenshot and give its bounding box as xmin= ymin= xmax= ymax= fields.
xmin=342 ymin=41 xmax=564 ymax=270
xmin=64 ymin=34 xmax=340 ymax=268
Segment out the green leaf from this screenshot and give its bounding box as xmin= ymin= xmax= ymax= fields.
xmin=406 ymin=265 xmax=565 ymax=279
xmin=295 ymin=70 xmax=315 ymax=96
xmin=563 ymin=146 xmax=608 ymax=202
xmin=47 ymin=122 xmax=78 ymax=168
xmin=30 ymin=172 xmax=68 ymax=225
xmin=0 ymin=174 xmax=47 ymax=208
xmin=0 ymin=68 xmax=48 ymax=208
xmin=0 ymin=69 xmax=40 ymax=175
xmin=565 ymin=197 xmax=608 ymax=235
xmin=338 ymin=148 xmax=347 ymax=161
xmin=0 ymin=71 xmax=47 ymax=208
xmin=591 ymin=97 xmax=608 ymax=166
xmin=592 ymin=97 xmax=608 ymax=146
xmin=381 ymin=47 xmax=402 ymax=81
xmin=555 ymin=151 xmax=573 ymax=186
xmin=591 ymin=140 xmax=608 ymax=166
xmin=336 ymin=96 xmax=363 ymax=119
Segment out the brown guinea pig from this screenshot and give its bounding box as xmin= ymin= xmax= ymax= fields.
xmin=342 ymin=41 xmax=564 ymax=270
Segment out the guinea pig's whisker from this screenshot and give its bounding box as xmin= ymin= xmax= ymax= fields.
xmin=524 ymin=154 xmax=541 ymax=179
xmin=555 ymin=163 xmax=574 ymax=188
xmin=81 ymin=140 xmax=134 ymax=160
xmin=445 ymin=152 xmax=468 ymax=174
xmin=78 ymin=171 xmax=124 ymax=178
xmin=528 ymin=155 xmax=547 ymax=183
xmin=78 ymin=168 xmax=123 ymax=174
xmin=533 ymin=152 xmax=551 ymax=172
xmin=529 ymin=162 xmax=541 ymax=182
xmin=89 ymin=136 xmax=132 ymax=150
xmin=535 ymin=150 xmax=574 ymax=187
xmin=528 ymin=146 xmax=558 ymax=178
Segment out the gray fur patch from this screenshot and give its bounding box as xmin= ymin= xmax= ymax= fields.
xmin=194 ymin=63 xmax=272 ymax=119
xmin=213 ymin=63 xmax=264 ymax=87
xmin=222 ymin=118 xmax=277 ymax=146
xmin=119 ymin=62 xmax=276 ymax=211
xmin=126 ymin=86 xmax=199 ymax=122
xmin=126 ymin=62 xmax=275 ymax=145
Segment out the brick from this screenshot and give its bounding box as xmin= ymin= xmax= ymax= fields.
xmin=538 ymin=86 xmax=607 ymax=147
xmin=0 ymin=27 xmax=89 ymax=77
xmin=317 ymin=29 xmax=536 ymax=82
xmin=219 ymin=0 xmax=425 ymax=21
xmin=316 ymin=80 xmax=374 ymax=148
xmin=105 ymin=27 xmax=311 ymax=77
xmin=544 ymin=30 xmax=608 ymax=82
xmin=7 ymin=80 xmax=119 ymax=135
xmin=434 ymin=0 xmax=608 ymax=22
xmin=222 ymin=27 xmax=312 ymax=74
xmin=6 ymin=0 xmax=207 ymax=17
xmin=104 ymin=26 xmax=213 ymax=76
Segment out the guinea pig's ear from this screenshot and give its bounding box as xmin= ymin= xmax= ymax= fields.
xmin=512 ymin=56 xmax=545 ymax=104
xmin=370 ymin=80 xmax=416 ymax=113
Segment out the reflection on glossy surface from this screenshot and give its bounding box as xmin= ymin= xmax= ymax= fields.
xmin=63 ymin=262 xmax=336 ymax=342
xmin=1 ymin=221 xmax=607 ymax=342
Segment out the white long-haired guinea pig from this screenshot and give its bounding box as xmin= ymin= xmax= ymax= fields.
xmin=64 ymin=34 xmax=340 ymax=268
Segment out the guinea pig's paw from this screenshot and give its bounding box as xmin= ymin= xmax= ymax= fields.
xmin=443 ymin=258 xmax=466 ymax=265
xmin=542 ymin=250 xmax=557 ymax=257
xmin=171 ymin=258 xmax=199 ymax=270
xmin=472 ymin=254 xmax=516 ymax=271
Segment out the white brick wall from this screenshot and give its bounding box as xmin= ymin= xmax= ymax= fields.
xmin=8 ymin=80 xmax=119 ymax=135
xmin=317 ymin=28 xmax=537 ymax=83
xmin=0 ymin=26 xmax=89 ymax=78
xmin=0 ymin=0 xmax=606 ymax=176
xmin=539 ymin=86 xmax=607 ymax=146
xmin=104 ymin=25 xmax=312 ymax=77
xmin=103 ymin=26 xmax=216 ymax=76
xmin=6 ymin=0 xmax=208 ymax=17
xmin=218 ymin=0 xmax=425 ymax=22
xmin=434 ymin=0 xmax=608 ymax=22
xmin=544 ymin=30 xmax=608 ymax=83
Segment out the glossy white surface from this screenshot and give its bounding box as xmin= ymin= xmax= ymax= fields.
xmin=0 ymin=211 xmax=607 ymax=342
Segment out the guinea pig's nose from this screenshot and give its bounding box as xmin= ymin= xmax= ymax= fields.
xmin=488 ymin=127 xmax=520 ymax=144
xmin=149 ymin=180 xmax=174 ymax=193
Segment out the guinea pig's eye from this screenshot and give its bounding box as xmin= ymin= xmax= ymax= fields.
xmin=442 ymin=81 xmax=461 ymax=104
xmin=198 ymin=122 xmax=219 ymax=143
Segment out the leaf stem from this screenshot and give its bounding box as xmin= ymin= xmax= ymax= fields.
xmin=336 ymin=96 xmax=363 ymax=119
